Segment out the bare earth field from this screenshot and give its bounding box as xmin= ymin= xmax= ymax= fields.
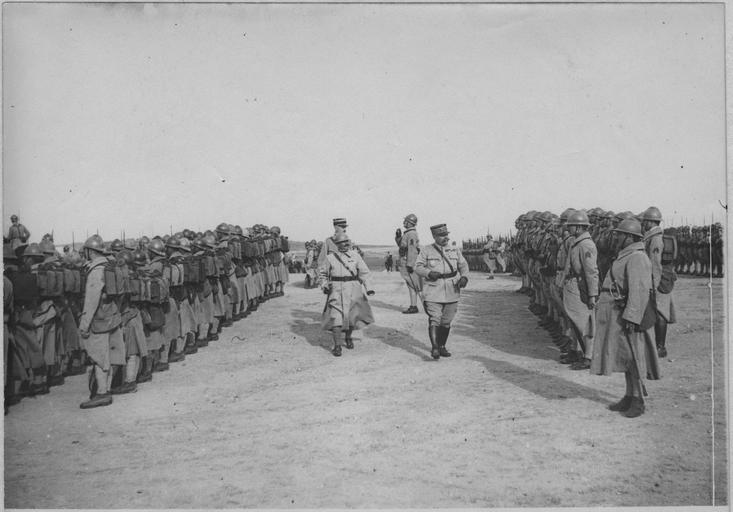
xmin=4 ymin=270 xmax=727 ymax=508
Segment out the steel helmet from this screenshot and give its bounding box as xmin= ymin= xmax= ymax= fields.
xmin=270 ymin=226 xmax=281 ymax=236
xmin=233 ymin=225 xmax=244 ymax=236
xmin=84 ymin=235 xmax=107 ymax=254
xmin=203 ymin=234 xmax=217 ymax=249
xmin=604 ymin=210 xmax=615 ymax=219
xmin=117 ymin=249 xmax=134 ymax=267
xmin=560 ymin=208 xmax=576 ymax=222
xmin=566 ymin=210 xmax=590 ymax=227
xmin=539 ymin=211 xmax=554 ymax=223
xmin=642 ymin=206 xmax=663 ymax=223
xmin=39 ymin=239 xmax=56 ymax=255
xmin=165 ymin=236 xmax=181 ymax=249
xmin=23 ymin=243 xmax=45 ymax=258
xmin=110 ymin=239 xmax=124 ymax=253
xmin=404 ymin=213 xmax=418 ymax=225
xmin=133 ymin=249 xmax=147 ymax=266
xmin=139 ymin=236 xmax=150 ymax=248
xmin=162 ymin=234 xmax=170 ymax=243
xmin=615 ymin=211 xmax=635 ymax=222
xmin=148 ymin=238 xmax=166 ymax=257
xmin=178 ymin=237 xmax=192 ymax=252
xmin=614 ymin=218 xmax=643 ymax=238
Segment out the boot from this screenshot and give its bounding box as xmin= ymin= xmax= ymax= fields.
xmin=429 ymin=326 xmax=440 ymax=360
xmin=438 ymin=326 xmax=451 ymax=357
xmin=402 ymin=305 xmax=418 ymax=314
xmin=136 ymin=356 xmax=153 ymax=383
xmin=344 ymin=330 xmax=354 ymax=350
xmin=184 ymin=333 xmax=198 ymax=354
xmin=624 ymin=397 xmax=645 ymax=418
xmin=608 ymin=395 xmax=633 ymax=412
xmin=559 ymin=350 xmax=581 ymax=364
xmin=80 ymin=393 xmax=112 ymax=409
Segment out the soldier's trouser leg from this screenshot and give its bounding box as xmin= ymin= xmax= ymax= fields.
xmin=159 ymin=341 xmax=169 ymax=364
xmin=654 ymin=315 xmax=668 ymax=349
xmin=331 ymin=326 xmax=342 ymax=356
xmin=125 ymin=355 xmax=139 ymax=383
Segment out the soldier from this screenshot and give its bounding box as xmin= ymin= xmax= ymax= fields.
xmin=396 ymin=214 xmax=422 ymax=314
xmin=78 ymin=235 xmax=123 ymax=409
xmin=641 ymin=206 xmax=676 ymax=358
xmin=4 ymin=215 xmax=30 ymax=251
xmin=269 ymin=226 xmax=289 ymax=297
xmin=319 ymin=232 xmax=375 ymax=357
xmin=711 ymin=223 xmax=724 ymax=277
xmin=37 ymin=239 xmax=68 ymax=387
xmin=482 ymin=235 xmax=498 ymax=279
xmin=590 ymin=218 xmax=659 ymax=418
xmin=3 ymin=244 xmax=32 ymax=408
xmin=164 ymin=237 xmax=188 ymax=362
xmin=414 ymin=223 xmax=469 ymax=360
xmin=561 ymin=210 xmax=599 ymax=370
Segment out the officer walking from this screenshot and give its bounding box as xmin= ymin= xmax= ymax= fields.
xmin=415 ymin=224 xmax=469 ymax=360
xmin=396 ymin=214 xmax=422 ymax=314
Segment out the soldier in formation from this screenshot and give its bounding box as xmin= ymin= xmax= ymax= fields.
xmin=3 ymin=219 xmax=290 ymax=411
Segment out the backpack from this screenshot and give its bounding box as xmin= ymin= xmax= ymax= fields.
xmin=103 ymin=261 xmax=130 ymax=297
xmin=35 ymin=266 xmax=65 ymax=298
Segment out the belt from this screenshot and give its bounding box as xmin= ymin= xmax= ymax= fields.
xmin=331 ymin=276 xmax=359 ymax=282
xmin=438 ymin=271 xmax=457 ymax=279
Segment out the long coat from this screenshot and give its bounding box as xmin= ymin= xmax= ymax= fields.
xmin=590 ymin=242 xmax=660 ymax=379
xmin=644 ymin=226 xmax=676 ymax=323
xmin=319 ymin=249 xmax=374 ymax=331
xmin=562 ymin=232 xmax=598 ymax=339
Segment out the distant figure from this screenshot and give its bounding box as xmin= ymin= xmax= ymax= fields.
xmin=482 ymin=235 xmax=498 ymax=279
xmin=4 ymin=215 xmax=30 ymax=251
xmin=396 ymin=213 xmax=422 ymax=314
xmin=385 ymin=253 xmax=394 ymax=272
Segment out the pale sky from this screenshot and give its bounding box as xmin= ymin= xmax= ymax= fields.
xmin=2 ymin=2 xmax=726 ymax=245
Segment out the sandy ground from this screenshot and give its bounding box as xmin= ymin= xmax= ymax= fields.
xmin=4 ymin=270 xmax=727 ymax=508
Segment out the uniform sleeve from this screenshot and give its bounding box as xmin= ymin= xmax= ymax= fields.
xmin=622 ymin=253 xmax=652 ymax=324
xmin=414 ymin=247 xmax=430 ymax=279
xmin=79 ymin=266 xmax=104 ymax=332
xmin=356 ymin=254 xmax=373 ymax=292
xmin=406 ymin=233 xmax=419 ymax=267
xmin=318 ymin=255 xmax=332 ymax=288
xmin=581 ymin=240 xmax=599 ymax=296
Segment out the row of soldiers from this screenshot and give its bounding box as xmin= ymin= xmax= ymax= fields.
xmin=509 ymin=207 xmax=678 ymax=417
xmin=3 ymin=222 xmax=290 ymax=411
xmin=461 ymin=235 xmax=513 ymax=274
xmin=673 ymin=223 xmax=724 ymax=277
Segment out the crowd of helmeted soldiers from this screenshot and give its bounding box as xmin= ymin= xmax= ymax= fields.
xmin=3 ymin=218 xmax=290 ymax=412
xmin=505 ymin=206 xmax=722 ymax=418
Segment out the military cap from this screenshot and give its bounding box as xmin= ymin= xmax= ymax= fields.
xmin=332 ymin=218 xmax=348 ymax=227
xmin=430 ymin=224 xmax=450 ymax=236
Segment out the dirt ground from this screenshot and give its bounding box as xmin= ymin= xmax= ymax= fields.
xmin=4 ymin=266 xmax=727 ymax=508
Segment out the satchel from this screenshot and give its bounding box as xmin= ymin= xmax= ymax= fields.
xmin=638 ymin=289 xmax=658 ymax=331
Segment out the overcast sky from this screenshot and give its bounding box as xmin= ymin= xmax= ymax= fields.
xmin=2 ymin=2 xmax=726 ymax=245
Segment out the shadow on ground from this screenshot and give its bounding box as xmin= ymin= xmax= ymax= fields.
xmin=364 ymin=323 xmax=435 ymax=362
xmin=468 ymin=355 xmax=616 ymax=404
xmin=451 ymin=288 xmax=561 ymax=362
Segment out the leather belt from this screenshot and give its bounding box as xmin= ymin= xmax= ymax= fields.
xmin=331 ymin=276 xmax=359 ymax=282
xmin=438 ymin=271 xmax=457 ymax=279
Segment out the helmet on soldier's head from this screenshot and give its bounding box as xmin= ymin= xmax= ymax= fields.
xmin=110 ymin=239 xmax=124 ymax=253
xmin=614 ymin=218 xmax=643 ymax=238
xmin=117 ymin=249 xmax=134 ymax=267
xmin=133 ymin=249 xmax=147 ymax=266
xmin=148 ymin=238 xmax=166 ymax=256
xmin=165 ymin=236 xmax=181 ymax=249
xmin=615 ymin=211 xmax=635 ymax=221
xmin=404 ymin=213 xmax=418 ymax=226
xmin=233 ymin=225 xmax=243 ymax=236
xmin=203 ymin=234 xmax=217 ymax=249
xmin=216 ymin=223 xmax=229 ymax=234
xmin=162 ymin=234 xmax=170 ymax=243
xmin=539 ymin=211 xmax=554 ymax=223
xmin=642 ymin=206 xmax=663 ymax=223
xmin=178 ymin=237 xmax=192 ymax=253
xmin=560 ymin=208 xmax=576 ymax=222
xmin=23 ymin=243 xmax=44 ymax=259
xmin=84 ymin=235 xmax=107 ymax=254
xmin=566 ymin=210 xmax=590 ymax=227
xmin=10 ymin=215 xmax=18 ymax=222
xmin=42 ymin=233 xmax=54 ymax=243
xmin=40 ymin=240 xmax=55 ymax=255
xmin=270 ymin=226 xmax=281 ymax=236
xmin=604 ymin=210 xmax=615 ymax=219
xmin=139 ymin=236 xmax=150 ymax=247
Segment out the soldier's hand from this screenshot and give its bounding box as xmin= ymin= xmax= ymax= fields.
xmin=406 ymin=265 xmax=414 ymax=274
xmin=623 ymin=320 xmax=637 ymax=334
xmin=427 ymin=271 xmax=441 ymax=281
xmin=366 ymin=290 xmax=375 ymax=296
xmin=80 ymin=329 xmax=90 ymax=339
xmin=587 ymin=295 xmax=597 ymax=310
xmin=322 ymin=284 xmax=332 ymax=295
xmin=457 ymin=276 xmax=468 ymax=289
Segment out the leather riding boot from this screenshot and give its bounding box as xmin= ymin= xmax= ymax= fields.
xmin=608 ymin=395 xmax=633 ymax=412
xmin=429 ymin=325 xmax=440 ymax=359
xmin=344 ymin=328 xmax=354 ymax=349
xmin=438 ymin=326 xmax=451 ymax=357
xmin=331 ymin=330 xmax=342 ymax=357
xmin=624 ymin=397 xmax=645 ymax=418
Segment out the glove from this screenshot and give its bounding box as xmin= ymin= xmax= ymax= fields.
xmin=322 ymin=284 xmax=332 ymax=295
xmin=406 ymin=265 xmax=414 ymax=274
xmin=80 ymin=329 xmax=90 ymax=339
xmin=427 ymin=271 xmax=441 ymax=281
xmin=366 ymin=290 xmax=375 ymax=296
xmin=457 ymin=276 xmax=468 ymax=288
xmin=587 ymin=295 xmax=597 ymax=310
